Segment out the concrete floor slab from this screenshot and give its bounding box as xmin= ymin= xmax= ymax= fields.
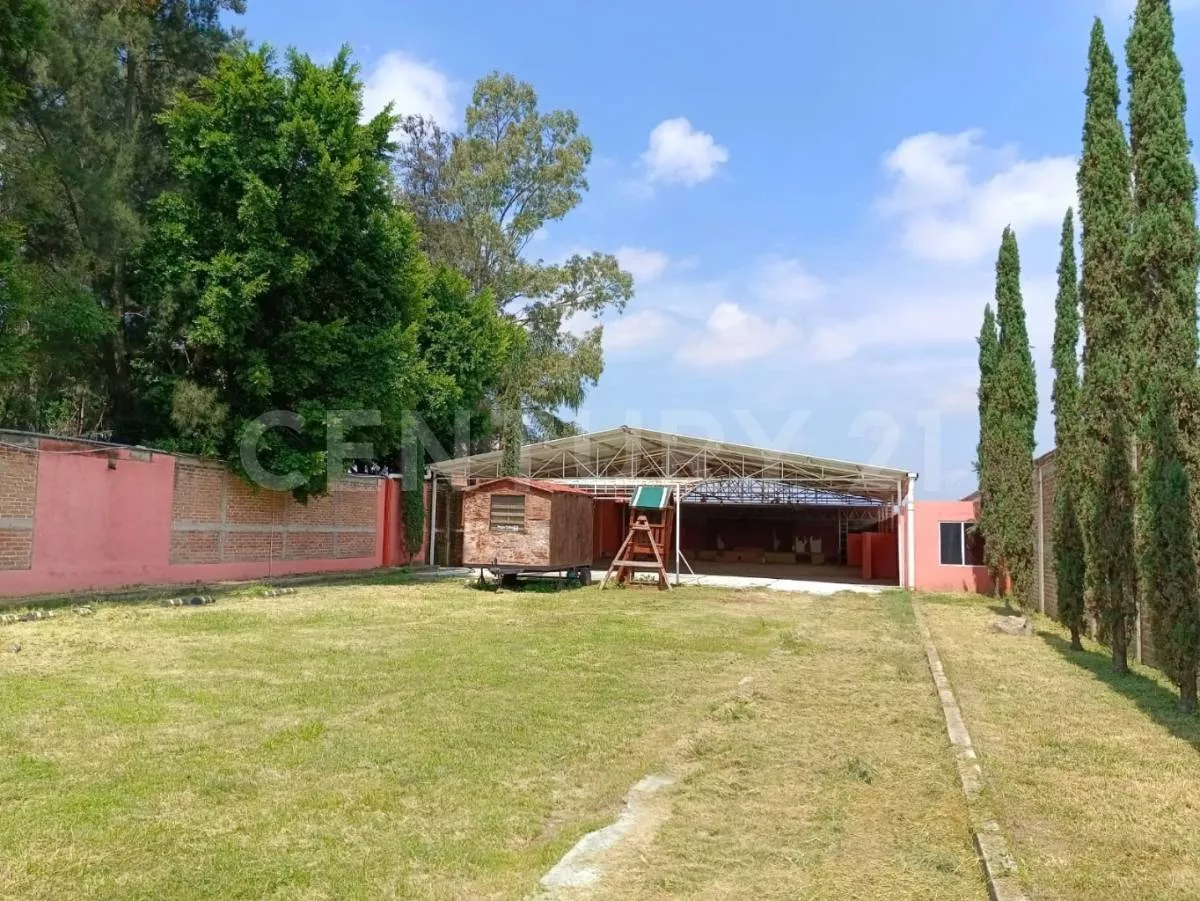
xmin=674 ymin=573 xmax=886 ymax=595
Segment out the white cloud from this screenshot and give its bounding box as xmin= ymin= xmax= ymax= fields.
xmin=677 ymin=302 xmax=798 ymax=367
xmin=361 ymin=52 xmax=457 ymax=129
xmin=807 ymin=290 xmax=983 ymax=363
xmin=751 ymin=256 xmax=826 ymax=306
xmin=881 ymin=130 xmax=979 ymax=212
xmin=934 ymin=372 xmax=981 ymax=414
xmin=801 ymin=272 xmax=1056 ymax=365
xmin=604 ymin=310 xmax=672 ymax=353
xmin=616 ymin=247 xmax=671 ymax=284
xmin=641 ymin=118 xmax=729 ymax=186
xmin=880 ymin=130 xmax=1075 ymax=264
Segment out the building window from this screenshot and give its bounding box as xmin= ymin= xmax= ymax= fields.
xmin=939 ymin=521 xmax=985 ymax=566
xmin=489 ymin=494 xmax=526 ymax=532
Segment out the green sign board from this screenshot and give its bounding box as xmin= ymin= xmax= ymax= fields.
xmin=631 ymin=485 xmax=671 ymax=510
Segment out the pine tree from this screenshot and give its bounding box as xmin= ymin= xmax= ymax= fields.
xmin=976 ymin=304 xmax=1003 ymax=591
xmin=1127 ymin=0 xmax=1200 ymax=706
xmin=1052 ymin=210 xmax=1086 ymax=649
xmin=1094 ymin=410 xmax=1138 ymax=673
xmin=990 ymin=228 xmax=1038 ymax=607
xmin=1077 ymin=18 xmax=1136 ymax=668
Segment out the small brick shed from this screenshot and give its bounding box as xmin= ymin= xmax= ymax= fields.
xmin=462 ymin=477 xmax=594 ymax=570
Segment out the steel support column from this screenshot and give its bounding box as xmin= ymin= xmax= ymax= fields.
xmin=428 ymin=474 xmax=438 ymax=566
xmin=904 ymin=474 xmax=918 ymax=589
xmin=674 ymin=485 xmax=682 ymax=587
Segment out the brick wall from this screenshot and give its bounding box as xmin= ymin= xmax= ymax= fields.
xmin=1035 ymin=454 xmax=1058 ymax=620
xmin=0 ymin=431 xmax=400 ymax=598
xmin=169 ymin=462 xmax=380 ymax=565
xmin=0 ymin=438 xmax=38 ymax=571
xmin=1032 ymin=449 xmax=1160 ymax=667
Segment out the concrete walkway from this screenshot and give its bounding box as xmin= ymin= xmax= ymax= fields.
xmin=421 ymin=567 xmax=885 ymax=596
xmin=408 ymin=567 xmax=473 ymax=581
xmin=674 ymin=573 xmax=885 ymax=595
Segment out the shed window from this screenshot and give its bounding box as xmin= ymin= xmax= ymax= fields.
xmin=939 ymin=522 xmax=985 ymax=566
xmin=490 ymin=494 xmax=526 ymax=532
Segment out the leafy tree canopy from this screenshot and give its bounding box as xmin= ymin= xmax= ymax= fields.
xmin=137 ymin=45 xmax=428 ymax=496
xmin=394 ymin=73 xmax=633 ymax=448
xmin=0 ymin=0 xmax=244 ymax=435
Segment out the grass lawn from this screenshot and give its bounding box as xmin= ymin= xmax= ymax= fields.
xmin=922 ymin=594 xmax=1200 ymax=901
xmin=0 ymin=580 xmax=981 ymax=900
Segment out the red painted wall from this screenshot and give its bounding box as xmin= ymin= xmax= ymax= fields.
xmin=868 ymin=532 xmax=898 ymax=580
xmin=847 ymin=533 xmax=863 ymax=567
xmin=592 ymin=499 xmax=626 ymax=559
xmin=0 ymin=438 xmax=415 ymax=599
xmin=382 ymin=479 xmax=430 ymax=568
xmin=911 ymin=499 xmax=991 ymax=594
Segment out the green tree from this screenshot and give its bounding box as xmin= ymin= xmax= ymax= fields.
xmin=407 ymin=265 xmax=511 ymax=552
xmin=1127 ymin=0 xmax=1200 ymax=706
xmin=976 ymin=303 xmax=1002 ymax=591
xmin=137 ymin=46 xmax=427 ymax=496
xmin=0 ymin=0 xmax=244 ymax=436
xmin=1094 ymin=409 xmax=1138 ymax=673
xmin=1077 ymin=18 xmax=1135 ymax=657
xmin=0 ymin=0 xmax=46 ymax=113
xmin=0 ymin=227 xmax=32 ymax=388
xmin=416 ymin=266 xmax=507 ymax=455
xmin=0 ymin=0 xmax=47 ymax=392
xmin=1143 ymin=389 xmax=1199 ymax=710
xmin=394 ymin=74 xmax=633 ymax=455
xmin=989 ymin=228 xmax=1038 ymax=607
xmin=1052 ymin=210 xmax=1086 ymax=648
xmin=1127 ymin=0 xmax=1199 ymax=404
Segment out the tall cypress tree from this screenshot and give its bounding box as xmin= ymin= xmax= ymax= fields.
xmin=1078 ymin=18 xmax=1136 ymax=670
xmin=1127 ymin=0 xmax=1199 ymax=399
xmin=1127 ymin=0 xmax=1200 ymax=706
xmin=1143 ymin=391 xmax=1199 ymax=710
xmin=1052 ymin=210 xmax=1086 ymax=649
xmin=991 ymin=228 xmax=1038 ymax=607
xmin=976 ymin=304 xmax=1002 ymax=591
xmin=1094 ymin=410 xmax=1138 ymax=673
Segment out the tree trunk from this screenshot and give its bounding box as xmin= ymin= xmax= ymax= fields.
xmin=1069 ymin=624 xmax=1083 ymax=651
xmin=1180 ymin=666 xmax=1198 ymax=714
xmin=1111 ymin=618 xmax=1129 ymax=674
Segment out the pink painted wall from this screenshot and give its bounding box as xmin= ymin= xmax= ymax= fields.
xmin=911 ymin=499 xmax=992 ymax=594
xmin=0 ymin=442 xmax=401 ymax=599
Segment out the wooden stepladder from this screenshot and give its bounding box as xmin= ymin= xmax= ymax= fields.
xmin=601 ymin=486 xmax=675 ymax=590
xmin=601 ymin=514 xmax=671 ymax=590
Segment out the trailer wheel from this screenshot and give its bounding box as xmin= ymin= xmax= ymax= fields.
xmin=500 ymin=573 xmax=519 ymax=589
xmin=579 ymin=566 xmax=592 ymax=586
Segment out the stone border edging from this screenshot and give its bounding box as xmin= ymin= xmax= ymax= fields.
xmin=913 ymin=600 xmax=1030 ymax=901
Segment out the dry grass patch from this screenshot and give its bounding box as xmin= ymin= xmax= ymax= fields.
xmin=591 ymin=591 xmax=983 ymax=901
xmin=922 ymin=595 xmax=1200 ymax=900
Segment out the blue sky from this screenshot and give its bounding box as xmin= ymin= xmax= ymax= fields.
xmin=238 ymin=0 xmax=1200 ymax=498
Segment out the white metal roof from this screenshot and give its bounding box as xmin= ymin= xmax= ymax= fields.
xmin=428 ymin=426 xmax=914 ymax=504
